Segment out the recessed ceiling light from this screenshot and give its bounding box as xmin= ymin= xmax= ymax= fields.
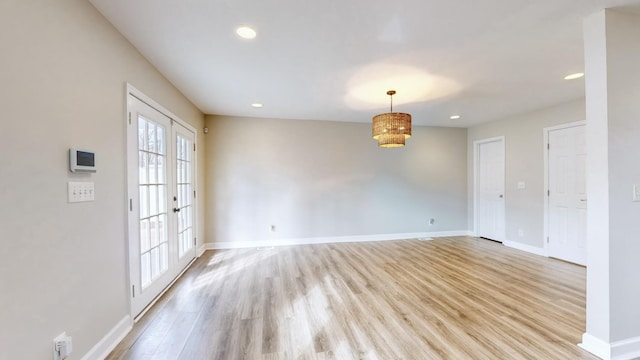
xmin=236 ymin=26 xmax=257 ymax=39
xmin=450 ymin=115 xmax=461 ymax=120
xmin=564 ymin=72 xmax=584 ymax=80
xmin=251 ymin=103 xmax=263 ymax=108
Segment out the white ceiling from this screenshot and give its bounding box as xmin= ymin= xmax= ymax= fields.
xmin=89 ymin=0 xmax=640 ymax=127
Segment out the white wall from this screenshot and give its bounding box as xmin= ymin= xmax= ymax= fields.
xmin=0 ymin=1 xmax=204 ymax=359
xmin=205 ymin=116 xmax=468 ymax=246
xmin=583 ymin=9 xmax=611 ymax=348
xmin=604 ymin=9 xmax=640 ymax=345
xmin=582 ymin=9 xmax=640 ymax=358
xmin=467 ymin=99 xmax=586 ymax=249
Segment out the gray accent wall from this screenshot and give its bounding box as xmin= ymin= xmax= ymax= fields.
xmin=205 ymin=116 xmax=468 ymax=245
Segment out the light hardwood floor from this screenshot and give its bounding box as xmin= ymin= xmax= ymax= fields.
xmin=107 ymin=237 xmax=598 ymax=359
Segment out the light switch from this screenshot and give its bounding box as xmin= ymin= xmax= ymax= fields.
xmin=68 ymin=182 xmax=95 ymax=203
xmin=633 ymin=184 xmax=640 ymax=202
xmin=517 ymin=181 xmax=526 ymax=189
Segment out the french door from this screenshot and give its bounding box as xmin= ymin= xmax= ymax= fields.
xmin=475 ymin=137 xmax=505 ymax=242
xmin=173 ymin=122 xmax=196 ymax=271
xmin=127 ymin=91 xmax=196 ymax=317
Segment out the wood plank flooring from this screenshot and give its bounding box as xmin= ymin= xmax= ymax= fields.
xmin=107 ymin=236 xmax=598 ymax=359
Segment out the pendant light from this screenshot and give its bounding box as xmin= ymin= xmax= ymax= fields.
xmin=372 ymin=90 xmax=412 ymax=148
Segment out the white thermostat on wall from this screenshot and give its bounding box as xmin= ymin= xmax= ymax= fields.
xmin=69 ymin=148 xmax=96 ymax=173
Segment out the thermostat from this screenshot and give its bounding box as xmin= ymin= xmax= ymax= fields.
xmin=69 ymin=148 xmax=96 ymax=173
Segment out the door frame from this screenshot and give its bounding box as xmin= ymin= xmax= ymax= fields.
xmin=124 ymin=83 xmax=198 ymax=320
xmin=542 ymin=120 xmax=586 ymax=257
xmin=473 ymin=136 xmax=505 ymax=240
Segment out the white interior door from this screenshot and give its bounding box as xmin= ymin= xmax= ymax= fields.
xmin=475 ymin=137 xmax=505 ymax=242
xmin=547 ymin=124 xmax=587 ymax=265
xmin=127 ymin=92 xmax=197 ymax=317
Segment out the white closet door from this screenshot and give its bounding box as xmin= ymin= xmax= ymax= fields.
xmin=476 ymin=138 xmax=505 ymax=242
xmin=548 ymin=125 xmax=587 ymax=265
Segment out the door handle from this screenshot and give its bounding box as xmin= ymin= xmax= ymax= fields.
xmin=580 ymin=199 xmax=587 ymax=202
xmin=173 ymin=208 xmax=181 ymax=213
xmin=499 ymin=194 xmax=503 ymax=198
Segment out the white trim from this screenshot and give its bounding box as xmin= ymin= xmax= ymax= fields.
xmin=126 ymin=84 xmax=197 ymax=133
xmin=81 ymin=315 xmax=132 ymax=360
xmin=206 ymin=231 xmax=471 ymax=250
xmin=503 ymin=240 xmax=546 ymax=256
xmin=542 ymin=121 xmax=587 ymax=259
xmin=197 ymin=244 xmax=207 ymax=257
xmin=580 ymin=333 xmax=611 ymax=359
xmin=610 ymin=336 xmax=640 ymax=360
xmin=580 ymin=333 xmax=640 ymax=360
xmin=473 ymin=136 xmax=506 ymax=242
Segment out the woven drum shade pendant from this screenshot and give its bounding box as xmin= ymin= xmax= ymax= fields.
xmin=372 ymin=90 xmax=412 ymax=148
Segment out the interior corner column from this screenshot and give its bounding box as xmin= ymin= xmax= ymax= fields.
xmin=581 ymin=8 xmax=640 ymax=360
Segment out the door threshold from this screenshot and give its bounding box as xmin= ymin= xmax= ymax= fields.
xmin=479 ymin=236 xmax=503 ymax=244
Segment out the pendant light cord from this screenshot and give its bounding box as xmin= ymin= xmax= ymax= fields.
xmin=387 ymin=90 xmax=396 ymax=112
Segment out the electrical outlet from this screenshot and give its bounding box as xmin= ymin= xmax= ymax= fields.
xmin=270 ymin=225 xmax=276 ymax=232
xmin=53 ymin=332 xmax=72 ymax=360
xmin=429 ymin=218 xmax=435 ymax=226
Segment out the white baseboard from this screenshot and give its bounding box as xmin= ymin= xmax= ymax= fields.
xmin=611 ymin=336 xmax=640 ymax=360
xmin=503 ymin=240 xmax=546 ymax=257
xmin=580 ymin=332 xmax=611 ymax=359
xmin=580 ymin=332 xmax=640 ymax=360
xmin=197 ymin=244 xmax=206 ymax=257
xmin=81 ymin=315 xmax=132 ymax=360
xmin=207 ymin=230 xmax=471 ymax=250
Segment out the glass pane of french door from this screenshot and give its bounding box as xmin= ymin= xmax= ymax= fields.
xmin=175 ymin=132 xmax=194 ymax=258
xmin=138 ymin=116 xmax=169 ymax=288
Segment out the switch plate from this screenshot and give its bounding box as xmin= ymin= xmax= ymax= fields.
xmin=68 ymin=182 xmax=95 ymax=203
xmin=634 ymin=184 xmax=640 ymax=202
